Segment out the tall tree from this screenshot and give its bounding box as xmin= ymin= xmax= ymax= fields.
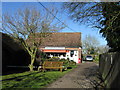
xmin=1 ymin=6 xmax=65 ymax=71
xmin=82 ymin=35 xmax=100 ymax=54
xmin=64 ymin=2 xmax=120 ymax=52
xmin=64 ymin=2 xmax=103 ymax=28
xmin=100 ymin=2 xmax=120 ymax=52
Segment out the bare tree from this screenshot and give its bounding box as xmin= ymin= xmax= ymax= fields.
xmin=82 ymin=35 xmax=100 ymax=54
xmin=63 ymin=2 xmax=103 ymax=28
xmin=64 ymin=2 xmax=120 ymax=52
xmin=1 ymin=6 xmax=65 ymax=71
xmin=98 ymin=45 xmax=109 ymax=54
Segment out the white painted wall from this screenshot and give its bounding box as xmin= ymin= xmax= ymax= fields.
xmin=44 ymin=47 xmax=81 ymax=63
xmin=73 ymin=51 xmax=79 ymax=63
xmin=46 ymin=50 xmax=79 ymax=63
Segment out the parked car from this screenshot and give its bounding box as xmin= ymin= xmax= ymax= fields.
xmin=85 ymin=55 xmax=93 ymax=61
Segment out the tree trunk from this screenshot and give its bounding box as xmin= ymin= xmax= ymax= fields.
xmin=29 ymin=64 xmax=34 ymax=71
xmin=29 ymin=55 xmax=35 ymax=71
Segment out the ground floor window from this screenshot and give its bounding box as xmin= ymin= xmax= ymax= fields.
xmin=70 ymin=50 xmax=74 ymax=57
xmin=46 ymin=53 xmax=66 ymax=58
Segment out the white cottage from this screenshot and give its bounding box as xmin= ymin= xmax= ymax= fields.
xmin=39 ymin=32 xmax=82 ymax=63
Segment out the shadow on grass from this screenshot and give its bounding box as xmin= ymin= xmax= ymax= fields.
xmin=2 ymin=65 xmax=77 ymax=89
xmin=10 ymin=73 xmax=46 ymax=88
xmin=2 ymin=71 xmax=40 ymax=81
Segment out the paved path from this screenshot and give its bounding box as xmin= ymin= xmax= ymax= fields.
xmin=46 ymin=62 xmax=101 ymax=89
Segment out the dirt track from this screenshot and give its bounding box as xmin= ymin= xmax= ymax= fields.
xmin=46 ymin=62 xmax=102 ymax=89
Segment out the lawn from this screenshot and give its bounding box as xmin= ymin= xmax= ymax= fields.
xmin=1 ymin=65 xmax=77 ymax=89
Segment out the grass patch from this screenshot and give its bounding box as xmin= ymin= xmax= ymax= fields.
xmin=1 ymin=65 xmax=77 ymax=89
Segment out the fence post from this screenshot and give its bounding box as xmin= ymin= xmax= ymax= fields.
xmin=111 ymin=54 xmax=113 ymax=65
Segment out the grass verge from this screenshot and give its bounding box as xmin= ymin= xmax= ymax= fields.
xmin=1 ymin=65 xmax=77 ymax=89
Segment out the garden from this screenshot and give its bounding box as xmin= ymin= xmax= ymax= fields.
xmin=1 ymin=57 xmax=77 ymax=89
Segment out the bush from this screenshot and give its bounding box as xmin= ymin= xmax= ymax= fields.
xmin=59 ymin=59 xmax=76 ymax=67
xmin=36 ymin=57 xmax=77 ymax=70
xmin=94 ymin=55 xmax=99 ymax=63
xmin=69 ymin=60 xmax=76 ymax=65
xmin=59 ymin=58 xmax=68 ymax=64
xmin=46 ymin=57 xmax=60 ymax=61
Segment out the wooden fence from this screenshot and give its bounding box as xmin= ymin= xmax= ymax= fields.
xmin=99 ymin=52 xmax=120 ymax=88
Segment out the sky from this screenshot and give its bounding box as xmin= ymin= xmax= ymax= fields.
xmin=2 ymin=2 xmax=107 ymax=46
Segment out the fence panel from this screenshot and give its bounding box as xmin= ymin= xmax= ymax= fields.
xmin=99 ymin=52 xmax=120 ymax=88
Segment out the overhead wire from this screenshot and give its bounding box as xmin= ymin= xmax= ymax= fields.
xmin=36 ymin=0 xmax=77 ymax=32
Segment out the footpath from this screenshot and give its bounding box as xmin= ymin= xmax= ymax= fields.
xmin=46 ymin=62 xmax=102 ymax=89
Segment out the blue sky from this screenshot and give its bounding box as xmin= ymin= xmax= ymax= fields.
xmin=2 ymin=2 xmax=107 ymax=45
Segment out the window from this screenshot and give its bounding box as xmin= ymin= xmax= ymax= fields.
xmin=70 ymin=50 xmax=74 ymax=57
xmin=55 ymin=54 xmax=58 ymax=56
xmin=63 ymin=53 xmax=66 ymax=57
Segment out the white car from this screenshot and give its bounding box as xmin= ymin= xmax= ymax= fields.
xmin=85 ymin=55 xmax=93 ymax=61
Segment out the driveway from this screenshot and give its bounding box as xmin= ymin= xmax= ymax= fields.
xmin=46 ymin=62 xmax=103 ymax=89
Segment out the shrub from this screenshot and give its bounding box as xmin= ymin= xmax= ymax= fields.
xmin=38 ymin=57 xmax=77 ymax=70
xmin=69 ymin=60 xmax=76 ymax=65
xmin=46 ymin=57 xmax=60 ymax=61
xmin=59 ymin=59 xmax=68 ymax=65
xmin=94 ymin=55 xmax=99 ymax=63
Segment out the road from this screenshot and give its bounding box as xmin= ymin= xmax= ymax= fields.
xmin=46 ymin=62 xmax=103 ymax=89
